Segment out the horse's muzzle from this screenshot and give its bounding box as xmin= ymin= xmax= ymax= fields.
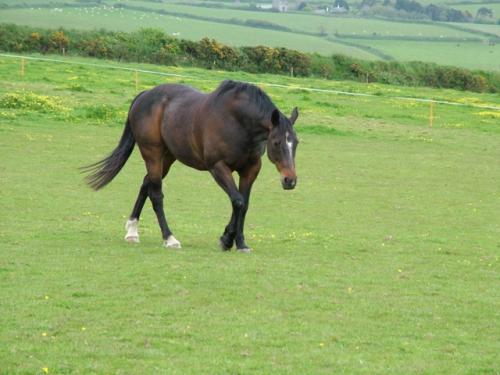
xmin=281 ymin=176 xmax=297 ymax=190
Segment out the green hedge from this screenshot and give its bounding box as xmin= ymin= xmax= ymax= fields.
xmin=0 ymin=23 xmax=498 ymax=93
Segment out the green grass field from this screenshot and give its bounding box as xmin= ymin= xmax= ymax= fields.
xmin=1 ymin=1 xmax=499 ymax=71
xmin=120 ymin=0 xmax=476 ymax=37
xmin=350 ymin=38 xmax=500 ymax=71
xmin=453 ymin=21 xmax=500 ymax=36
xmin=0 ymin=7 xmax=376 ymax=59
xmin=0 ymin=54 xmax=499 ymax=373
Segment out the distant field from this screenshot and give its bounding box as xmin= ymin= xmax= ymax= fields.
xmin=351 ymin=39 xmax=500 ymax=70
xmin=0 ymin=8 xmax=376 ymax=59
xmin=120 ymin=0 xmax=477 ymax=38
xmin=448 ymin=21 xmax=500 ymax=36
xmin=0 ymin=2 xmax=499 ymax=71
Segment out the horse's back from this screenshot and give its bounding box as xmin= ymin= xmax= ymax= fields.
xmin=130 ymin=84 xmax=203 ymax=117
xmin=128 ymin=84 xmax=208 ymax=168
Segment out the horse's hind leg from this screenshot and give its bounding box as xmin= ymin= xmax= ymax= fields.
xmin=125 ymin=154 xmax=176 ymax=243
xmin=142 ymin=147 xmax=180 ymax=248
xmin=124 ymin=175 xmax=149 ymax=243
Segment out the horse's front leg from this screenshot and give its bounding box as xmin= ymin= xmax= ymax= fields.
xmin=220 ymin=211 xmax=237 ymax=250
xmin=209 ymin=161 xmax=245 ymax=252
xmin=234 ymin=159 xmax=262 ymax=252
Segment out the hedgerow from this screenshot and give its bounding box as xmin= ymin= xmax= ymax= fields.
xmin=0 ymin=23 xmax=498 ymax=93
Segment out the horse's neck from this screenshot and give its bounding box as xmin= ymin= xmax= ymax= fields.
xmin=236 ymin=114 xmax=268 ymax=146
xmin=250 ymin=125 xmax=269 ymax=142
xmin=212 ymin=95 xmax=270 ymax=147
xmin=232 ymin=103 xmax=270 ymax=138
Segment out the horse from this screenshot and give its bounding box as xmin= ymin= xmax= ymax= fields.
xmin=83 ymin=80 xmax=299 ymax=252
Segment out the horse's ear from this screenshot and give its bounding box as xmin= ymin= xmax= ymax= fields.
xmin=271 ymin=109 xmax=280 ymax=128
xmin=290 ymin=107 xmax=299 ymax=125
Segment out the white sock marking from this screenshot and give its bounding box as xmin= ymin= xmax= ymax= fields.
xmin=124 ymin=219 xmax=139 ymax=242
xmin=164 ymin=235 xmax=181 ymax=249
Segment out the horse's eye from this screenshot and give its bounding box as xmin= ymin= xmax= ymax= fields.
xmin=273 ymin=141 xmax=280 ymax=147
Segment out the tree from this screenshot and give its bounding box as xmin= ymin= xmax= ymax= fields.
xmin=333 ymin=0 xmax=350 ymax=10
xmin=361 ymin=0 xmax=378 ymax=8
xmin=395 ymin=0 xmax=423 ymax=14
xmin=476 ymin=7 xmax=493 ymax=18
xmin=425 ymin=4 xmax=443 ymax=20
xmin=50 ymin=31 xmax=69 ymax=54
xmin=297 ymin=1 xmax=307 ymax=10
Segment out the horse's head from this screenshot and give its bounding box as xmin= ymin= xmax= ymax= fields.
xmin=267 ymin=107 xmax=299 ymax=190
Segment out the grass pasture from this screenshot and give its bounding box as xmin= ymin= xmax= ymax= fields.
xmin=118 ymin=0 xmax=476 ymax=38
xmin=350 ymin=38 xmax=500 ymax=71
xmin=1 ymin=1 xmax=500 ymax=71
xmin=453 ymin=21 xmax=500 ymax=37
xmin=0 ymin=54 xmax=499 ymax=373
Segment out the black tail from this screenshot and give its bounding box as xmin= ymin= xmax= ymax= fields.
xmin=82 ymin=118 xmax=135 ymax=190
xmin=82 ymin=91 xmax=145 ymax=190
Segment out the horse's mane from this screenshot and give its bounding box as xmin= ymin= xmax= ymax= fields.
xmin=213 ymin=80 xmax=277 ymax=119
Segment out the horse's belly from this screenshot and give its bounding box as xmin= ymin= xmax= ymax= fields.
xmin=162 ymin=121 xmax=207 ymax=170
xmin=173 ymin=152 xmax=207 ymax=171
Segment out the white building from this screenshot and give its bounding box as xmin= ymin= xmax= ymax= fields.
xmin=272 ymin=0 xmax=288 ymax=12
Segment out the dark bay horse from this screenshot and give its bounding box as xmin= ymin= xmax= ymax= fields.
xmin=84 ymin=80 xmax=299 ymax=252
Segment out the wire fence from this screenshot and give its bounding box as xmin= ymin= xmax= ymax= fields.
xmin=1 ymin=52 xmax=499 ymax=112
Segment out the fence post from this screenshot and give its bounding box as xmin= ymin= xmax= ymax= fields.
xmin=20 ymin=57 xmax=25 ymax=79
xmin=429 ymin=101 xmax=434 ymax=128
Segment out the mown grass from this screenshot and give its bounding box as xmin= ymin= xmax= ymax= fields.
xmin=0 ymin=55 xmax=499 ymax=374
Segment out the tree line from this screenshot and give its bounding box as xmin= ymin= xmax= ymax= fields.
xmin=0 ymin=23 xmax=498 ymax=93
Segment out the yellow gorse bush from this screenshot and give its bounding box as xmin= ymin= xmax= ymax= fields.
xmin=0 ymin=91 xmax=69 ymax=113
xmin=477 ymin=111 xmax=500 ymax=119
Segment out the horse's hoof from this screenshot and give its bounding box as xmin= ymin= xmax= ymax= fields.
xmin=125 ymin=235 xmax=139 ymax=243
xmin=219 ymin=239 xmax=232 ymax=251
xmin=237 ymin=248 xmax=252 ymax=254
xmin=164 ymin=235 xmax=181 ymax=249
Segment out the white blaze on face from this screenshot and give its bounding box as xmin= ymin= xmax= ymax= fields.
xmin=285 ymin=131 xmax=294 ymax=161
